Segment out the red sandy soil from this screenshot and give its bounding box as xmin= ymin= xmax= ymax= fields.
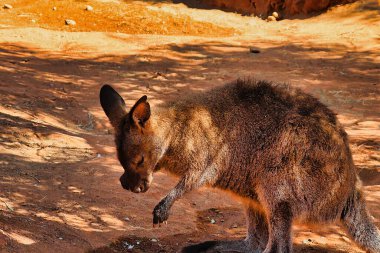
xmin=0 ymin=0 xmax=379 ymax=252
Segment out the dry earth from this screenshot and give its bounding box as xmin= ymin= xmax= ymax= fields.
xmin=0 ymin=0 xmax=379 ymax=252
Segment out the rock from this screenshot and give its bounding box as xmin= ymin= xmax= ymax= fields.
xmin=249 ymin=48 xmax=261 ymax=54
xmin=272 ymin=12 xmax=279 ymax=19
xmin=3 ymin=4 xmax=13 ymax=9
xmin=65 ymin=19 xmax=76 ymax=26
xmin=31 ymin=19 xmax=36 ymax=23
xmin=267 ymin=16 xmax=277 ymax=22
xmin=85 ymin=5 xmax=93 ymax=11
xmin=302 ymin=238 xmax=313 ymax=244
xmin=123 ymin=241 xmax=134 ymax=250
xmin=151 ymin=238 xmax=158 ymax=242
xmin=124 ymin=217 xmax=130 ymax=221
xmin=52 ymin=6 xmax=57 ymax=11
xmin=232 ymin=224 xmax=238 ymax=228
xmin=210 ymin=219 xmax=216 ymax=224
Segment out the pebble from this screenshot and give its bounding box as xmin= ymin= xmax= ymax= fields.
xmin=65 ymin=19 xmax=76 ymax=26
xmin=31 ymin=19 xmax=36 ymax=23
xmin=151 ymin=238 xmax=158 ymax=242
xmin=52 ymin=6 xmax=57 ymax=11
xmin=272 ymin=12 xmax=279 ymax=19
xmin=210 ymin=219 xmax=216 ymax=224
xmin=232 ymin=224 xmax=238 ymax=228
xmin=267 ymin=16 xmax=277 ymax=22
xmin=302 ymin=238 xmax=312 ymax=244
xmin=124 ymin=217 xmax=130 ymax=221
xmin=85 ymin=5 xmax=93 ymax=11
xmin=249 ymin=48 xmax=261 ymax=54
xmin=123 ymin=242 xmax=134 ymax=250
xmin=3 ymin=4 xmax=13 ymax=9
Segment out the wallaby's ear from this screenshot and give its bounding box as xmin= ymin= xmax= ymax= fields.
xmin=130 ymin=95 xmax=150 ymax=128
xmin=99 ymin=84 xmax=127 ymax=128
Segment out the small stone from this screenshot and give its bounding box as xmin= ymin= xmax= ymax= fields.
xmin=151 ymin=238 xmax=158 ymax=242
xmin=272 ymin=12 xmax=279 ymax=19
xmin=302 ymin=238 xmax=312 ymax=244
xmin=58 ymin=237 xmax=63 ymax=240
xmin=232 ymin=224 xmax=238 ymax=228
xmin=52 ymin=6 xmax=57 ymax=11
xmin=65 ymin=19 xmax=76 ymax=26
xmin=210 ymin=219 xmax=216 ymax=224
xmin=31 ymin=19 xmax=36 ymax=23
xmin=136 ymin=241 xmax=140 ymax=245
xmin=85 ymin=5 xmax=93 ymax=11
xmin=267 ymin=16 xmax=277 ymax=22
xmin=124 ymin=217 xmax=130 ymax=221
xmin=123 ymin=241 xmax=134 ymax=250
xmin=249 ymin=48 xmax=261 ymax=54
xmin=3 ymin=4 xmax=13 ymax=9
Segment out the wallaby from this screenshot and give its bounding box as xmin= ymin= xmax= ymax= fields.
xmin=99 ymin=79 xmax=380 ymax=253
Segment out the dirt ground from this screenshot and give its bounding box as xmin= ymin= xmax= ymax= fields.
xmin=0 ymin=0 xmax=379 ymax=252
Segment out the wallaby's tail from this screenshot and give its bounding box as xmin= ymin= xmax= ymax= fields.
xmin=341 ymin=189 xmax=380 ymax=253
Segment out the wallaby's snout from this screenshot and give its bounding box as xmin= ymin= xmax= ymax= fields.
xmin=119 ymin=172 xmax=151 ymax=193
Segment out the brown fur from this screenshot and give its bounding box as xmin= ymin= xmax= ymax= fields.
xmin=100 ymin=79 xmax=380 ymax=253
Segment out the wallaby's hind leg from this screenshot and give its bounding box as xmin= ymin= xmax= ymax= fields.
xmin=341 ymin=190 xmax=380 ymax=253
xmin=263 ymin=202 xmax=293 ymax=253
xmin=181 ymin=206 xmax=268 ymax=253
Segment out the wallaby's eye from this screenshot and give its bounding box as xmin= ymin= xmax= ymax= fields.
xmin=137 ymin=155 xmax=144 ymax=167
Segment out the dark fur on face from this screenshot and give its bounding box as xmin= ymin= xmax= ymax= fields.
xmin=100 ymin=79 xmax=380 ymax=253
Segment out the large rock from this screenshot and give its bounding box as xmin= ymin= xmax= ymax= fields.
xmin=175 ymin=0 xmax=356 ymax=18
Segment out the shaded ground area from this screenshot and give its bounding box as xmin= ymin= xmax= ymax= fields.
xmin=0 ymin=0 xmax=379 ymax=252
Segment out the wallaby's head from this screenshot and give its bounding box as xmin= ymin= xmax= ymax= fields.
xmin=100 ymin=85 xmax=158 ymax=193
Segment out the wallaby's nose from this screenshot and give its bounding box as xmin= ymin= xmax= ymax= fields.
xmin=119 ymin=176 xmax=130 ymax=190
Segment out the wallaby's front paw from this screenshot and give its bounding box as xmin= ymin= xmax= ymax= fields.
xmin=152 ymin=203 xmax=169 ymax=226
